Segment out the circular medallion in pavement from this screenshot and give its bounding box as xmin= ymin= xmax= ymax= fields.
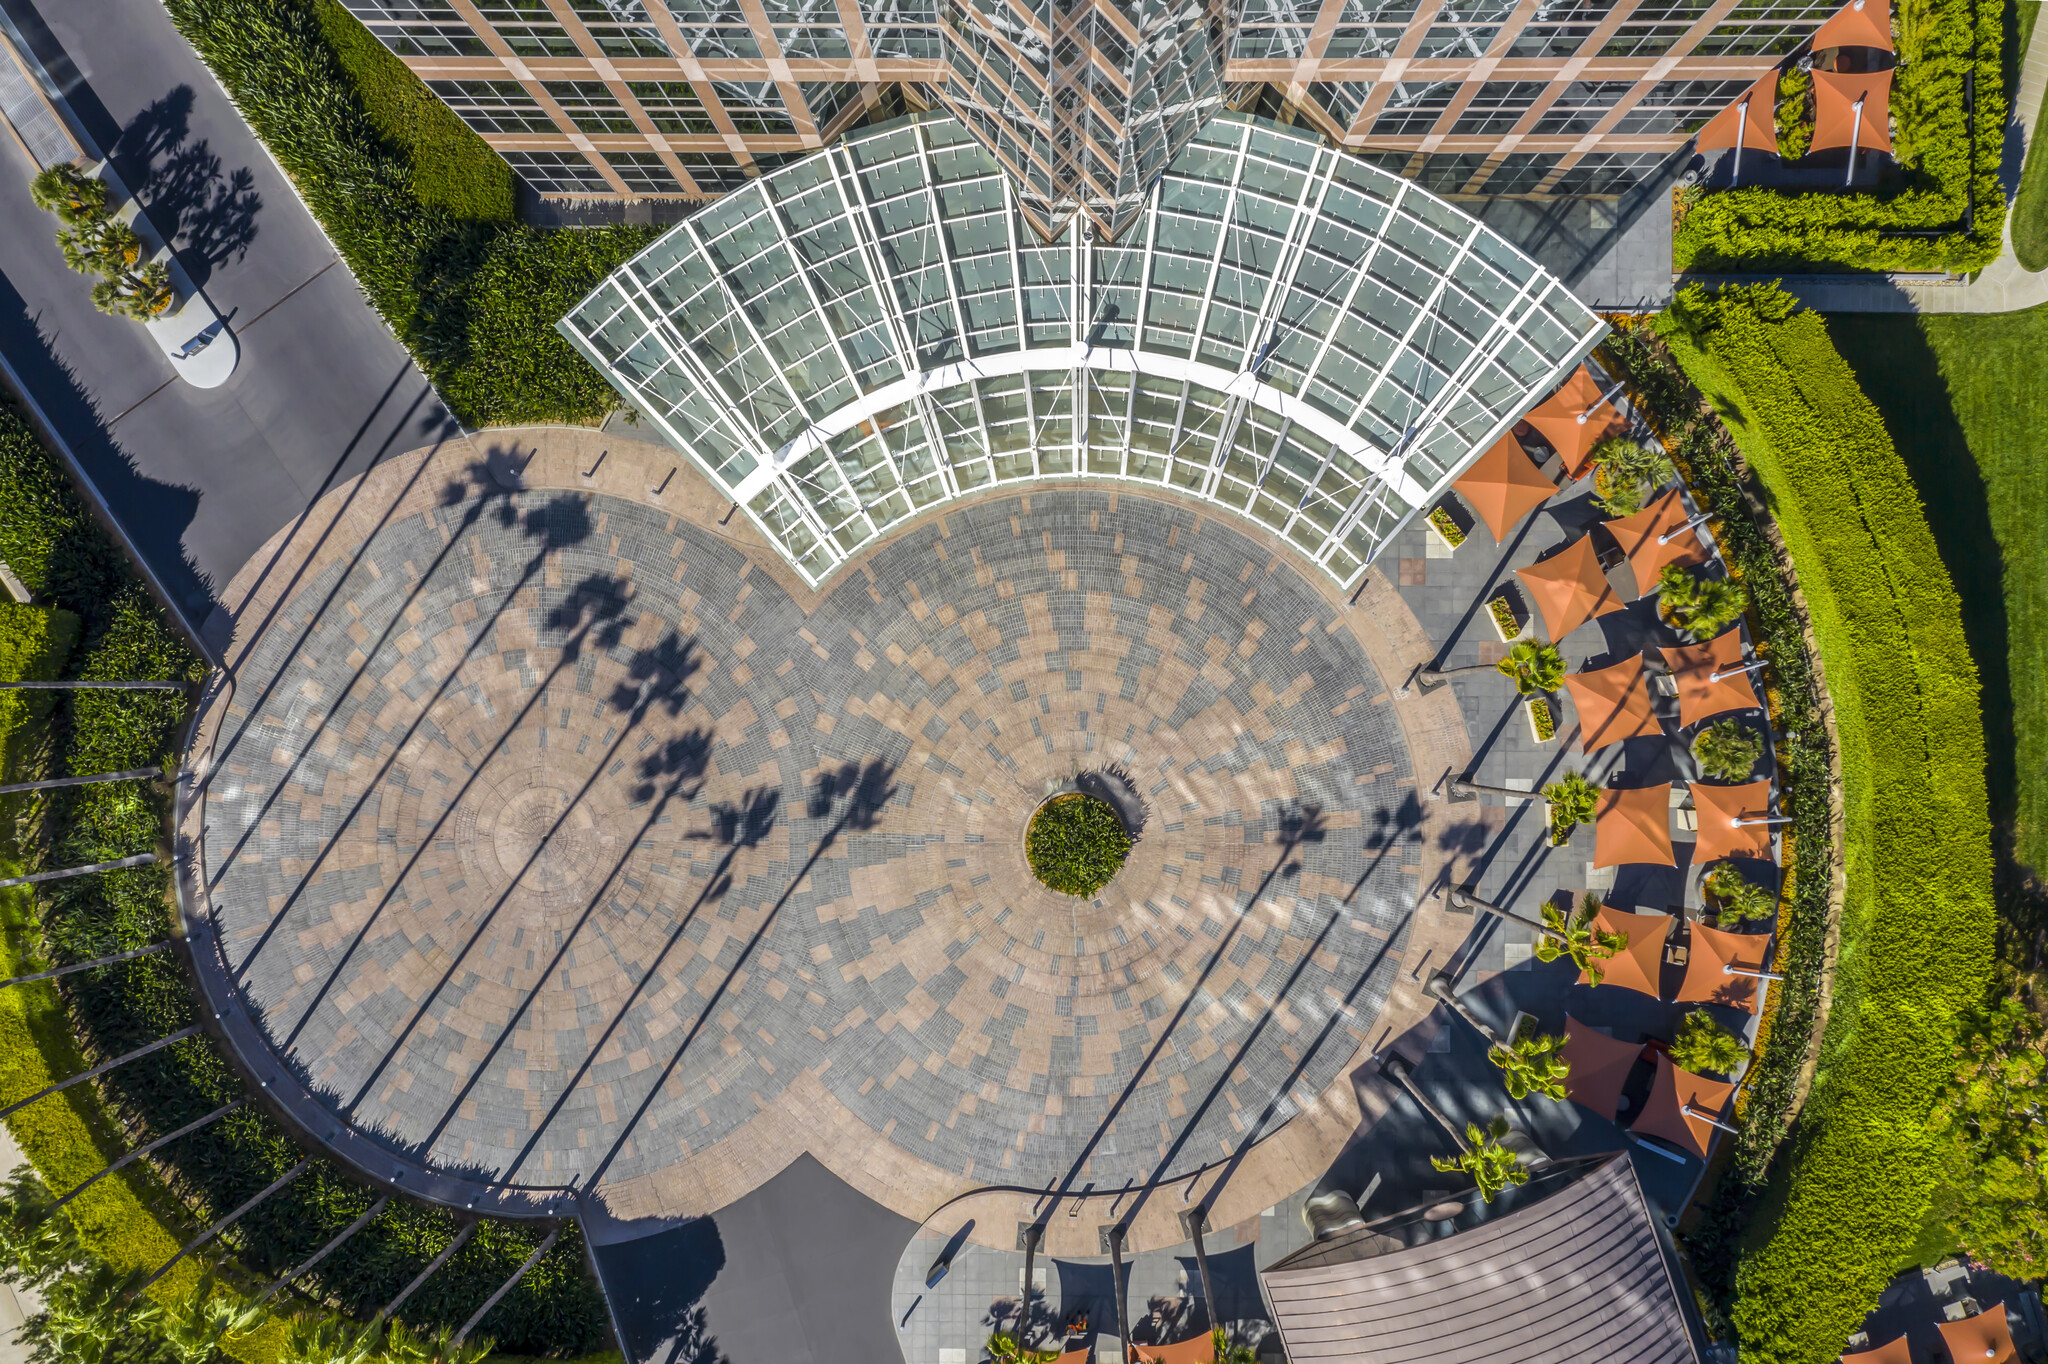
xmin=196 ymin=443 xmax=1425 ymax=1222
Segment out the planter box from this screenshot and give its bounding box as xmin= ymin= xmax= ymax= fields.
xmin=1486 ymin=591 xmax=1527 ymax=642
xmin=1525 ymin=695 xmax=1557 ymax=743
xmin=1427 ymin=502 xmax=1469 ymax=552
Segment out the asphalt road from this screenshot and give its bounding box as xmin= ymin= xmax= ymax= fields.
xmin=0 ymin=0 xmax=455 ymax=655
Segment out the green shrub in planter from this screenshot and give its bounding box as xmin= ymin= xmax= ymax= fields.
xmin=1692 ymin=718 xmax=1763 ymax=782
xmin=1702 ymin=861 xmax=1777 ymax=922
xmin=1671 ymin=1008 xmax=1749 ymax=1076
xmin=1026 ymin=793 xmax=1133 ymax=896
xmin=1658 ymin=563 xmax=1747 ymax=638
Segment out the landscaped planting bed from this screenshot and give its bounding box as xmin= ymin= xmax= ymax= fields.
xmin=1644 ymin=285 xmax=1995 ymax=1364
xmin=1672 ymin=0 xmax=2006 ymax=274
xmin=162 ymin=0 xmax=656 ymax=428
xmin=0 ymin=399 xmax=610 ymax=1360
xmin=1027 ymin=793 xmax=1134 ymax=896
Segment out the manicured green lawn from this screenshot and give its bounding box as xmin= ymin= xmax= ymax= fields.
xmin=1828 ymin=307 xmax=2048 ymax=878
xmin=2009 ymin=2 xmax=2048 ymax=269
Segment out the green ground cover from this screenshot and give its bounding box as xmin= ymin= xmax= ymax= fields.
xmin=0 ymin=398 xmax=610 ymax=1359
xmin=1826 ymin=306 xmax=2048 ymax=880
xmin=162 ymin=0 xmax=655 ymax=427
xmin=1673 ymin=0 xmax=2007 ymax=274
xmin=1026 ymin=793 xmax=1134 ymax=895
xmin=310 ymin=0 xmax=514 ymax=223
xmin=1657 ymin=285 xmax=1997 ymax=1364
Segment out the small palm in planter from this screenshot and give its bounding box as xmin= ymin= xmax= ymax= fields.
xmin=29 ymin=163 xmax=107 ymax=224
xmin=1588 ymin=437 xmax=1674 ymax=518
xmin=90 ymin=261 xmax=176 ymax=321
xmin=1541 ymin=770 xmax=1599 ymax=845
xmin=1670 ymin=1008 xmax=1749 ymax=1077
xmin=1489 ymin=1026 xmax=1570 ymax=1101
xmin=58 ymin=218 xmax=144 ymax=277
xmin=1535 ymin=893 xmax=1629 ymax=983
xmin=1498 ymin=639 xmax=1566 ymax=695
xmin=1430 ymin=1115 xmax=1530 ymax=1202
xmin=1417 ymin=638 xmax=1564 ymax=691
xmin=1702 ymin=861 xmax=1776 ymax=922
xmin=1657 ymin=564 xmax=1747 ymax=638
xmin=1692 ymin=718 xmax=1762 ymax=782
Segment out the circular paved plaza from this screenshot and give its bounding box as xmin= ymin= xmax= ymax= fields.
xmin=190 ymin=432 xmax=1441 ymax=1232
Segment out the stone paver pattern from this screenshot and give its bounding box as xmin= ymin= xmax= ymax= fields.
xmin=191 ymin=431 xmax=1465 ymax=1241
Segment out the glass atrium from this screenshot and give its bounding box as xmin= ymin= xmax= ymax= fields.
xmin=560 ymin=112 xmax=1602 ymax=588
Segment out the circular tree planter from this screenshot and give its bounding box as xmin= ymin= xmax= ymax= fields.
xmin=1026 ymin=791 xmax=1134 ymax=896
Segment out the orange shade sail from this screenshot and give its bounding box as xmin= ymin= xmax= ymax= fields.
xmin=1564 ymin=654 xmax=1663 ymax=752
xmin=1813 ymin=0 xmax=1894 ymax=51
xmin=1595 ymin=784 xmax=1676 ymax=869
xmin=1562 ymin=1016 xmax=1645 ymax=1119
xmin=1661 ymin=629 xmax=1760 ymax=730
xmin=1678 ymin=922 xmax=1774 ymax=1011
xmin=1134 ymin=1337 xmax=1215 ymax=1364
xmin=1454 ymin=430 xmax=1557 ymax=541
xmin=1517 ymin=535 xmax=1626 ymax=641
xmin=1937 ymin=1303 xmax=2018 ymax=1364
xmin=1578 ymin=903 xmax=1673 ymax=996
xmin=1055 ymin=1351 xmax=1094 ymax=1364
xmin=1604 ymin=487 xmax=1712 ymax=598
xmin=1840 ymin=1335 xmax=1914 ymax=1364
xmin=1811 ymin=68 xmax=1894 ymax=155
xmin=1631 ymin=1054 xmax=1736 ymax=1159
xmin=1691 ymin=780 xmax=1776 ymax=863
xmin=1696 ymin=72 xmax=1781 ymax=154
xmin=1523 ymin=366 xmax=1627 ymax=479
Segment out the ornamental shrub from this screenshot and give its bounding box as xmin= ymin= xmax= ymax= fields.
xmin=1929 ymin=996 xmax=2048 ymax=1277
xmin=1702 ymin=860 xmax=1777 ymax=922
xmin=1026 ymin=793 xmax=1133 ymax=896
xmin=1658 ymin=562 xmax=1748 ymax=638
xmin=1588 ymin=436 xmax=1673 ymax=517
xmin=1674 ymin=0 xmax=2006 ymax=274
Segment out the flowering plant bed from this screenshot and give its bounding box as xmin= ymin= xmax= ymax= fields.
xmin=1427 ymin=505 xmax=1466 ymax=549
xmin=1486 ymin=592 xmax=1526 ymax=641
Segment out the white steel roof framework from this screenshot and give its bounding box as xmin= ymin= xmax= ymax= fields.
xmin=559 ymin=112 xmax=1604 ymax=589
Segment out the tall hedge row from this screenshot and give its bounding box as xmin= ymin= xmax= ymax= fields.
xmin=1658 ymin=284 xmax=1996 ymax=1364
xmin=1674 ymin=0 xmax=2007 ymax=275
xmin=160 ymin=0 xmax=654 ymax=428
xmin=0 ymin=399 xmax=609 ymax=1356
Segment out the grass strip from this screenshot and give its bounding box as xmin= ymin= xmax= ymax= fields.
xmin=1656 ymin=284 xmax=1995 ymax=1364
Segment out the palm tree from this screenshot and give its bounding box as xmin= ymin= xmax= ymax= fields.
xmin=1691 ymin=719 xmax=1762 ymax=783
xmin=1416 ymin=640 xmax=1565 ymax=693
xmin=1589 ymin=437 xmax=1674 ymax=517
xmin=90 ymin=260 xmax=176 ymax=321
xmin=1425 ymin=976 xmax=1569 ymax=1100
xmin=1429 ymin=1115 xmax=1531 ymax=1202
xmin=58 ymin=218 xmax=144 ymax=277
xmin=282 ymin=1316 xmax=383 ymax=1364
xmin=1701 ymin=861 xmax=1775 ymax=922
xmin=1490 ymin=1029 xmax=1569 ymax=1100
xmin=1541 ymin=770 xmax=1598 ymax=845
xmin=30 ymin=164 xmax=107 ymax=224
xmin=1670 ymin=1009 xmax=1749 ymax=1077
xmin=1533 ymin=894 xmax=1629 ymax=984
xmin=1657 ymin=565 xmax=1748 ymax=638
xmin=1445 ymin=886 xmax=1550 ymax=933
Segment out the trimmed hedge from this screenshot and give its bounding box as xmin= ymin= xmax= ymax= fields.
xmin=1674 ymin=0 xmax=2007 ymax=274
xmin=0 ymin=404 xmax=609 ymax=1358
xmin=162 ymin=0 xmax=655 ymax=428
xmin=1657 ymin=284 xmax=1996 ymax=1364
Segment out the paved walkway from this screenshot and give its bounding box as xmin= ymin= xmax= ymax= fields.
xmin=183 ymin=425 xmax=1489 ymax=1255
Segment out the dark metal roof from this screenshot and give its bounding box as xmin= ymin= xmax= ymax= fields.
xmin=1260 ymin=1154 xmax=1700 ymax=1364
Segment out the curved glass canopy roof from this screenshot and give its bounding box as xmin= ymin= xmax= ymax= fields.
xmin=559 ymin=113 xmax=1603 ymax=588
